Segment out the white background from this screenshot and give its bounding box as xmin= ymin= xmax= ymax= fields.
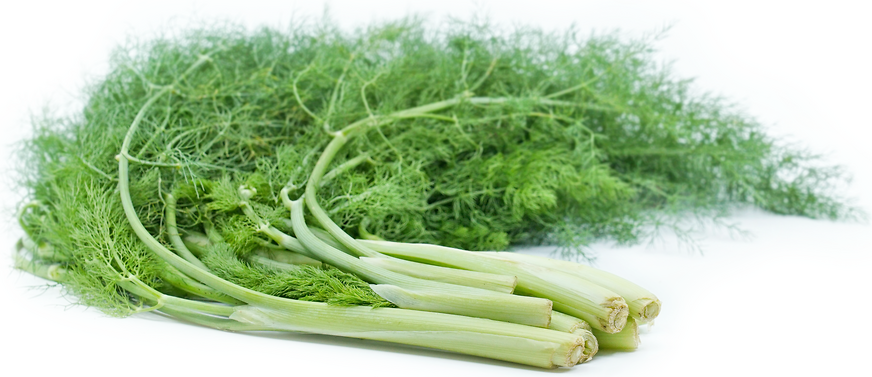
xmin=1 ymin=1 xmax=870 ymax=376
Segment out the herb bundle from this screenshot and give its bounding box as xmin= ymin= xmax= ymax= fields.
xmin=13 ymin=18 xmax=857 ymax=368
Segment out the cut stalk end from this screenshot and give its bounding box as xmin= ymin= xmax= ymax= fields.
xmin=550 ymin=336 xmax=585 ymax=367
xmin=601 ymin=297 xmax=630 ymax=333
xmin=634 ymin=298 xmax=661 ymax=324
xmin=548 ymin=311 xmax=598 ymax=363
xmin=577 ymin=329 xmax=599 ymax=363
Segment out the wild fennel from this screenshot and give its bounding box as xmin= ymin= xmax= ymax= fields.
xmin=13 ymin=17 xmax=860 ymax=368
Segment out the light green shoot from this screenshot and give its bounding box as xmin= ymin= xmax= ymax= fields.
xmin=484 ymin=252 xmax=661 ymax=323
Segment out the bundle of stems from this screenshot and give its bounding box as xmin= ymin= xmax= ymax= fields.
xmin=13 ymin=16 xmax=858 ymax=368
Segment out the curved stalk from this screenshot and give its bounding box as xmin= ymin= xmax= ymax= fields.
xmin=320 ymin=153 xmax=370 ymax=186
xmin=166 ymin=191 xmax=245 ymax=305
xmin=238 ymin=201 xmax=313 ymax=258
xmin=179 ymin=232 xmax=211 ymax=256
xmin=165 ymin=193 xmax=210 ymax=271
xmin=288 ymin=196 xmax=553 ymax=327
xmin=158 ymin=266 xmax=244 ymax=305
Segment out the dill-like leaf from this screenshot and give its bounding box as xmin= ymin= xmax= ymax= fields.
xmin=202 ymin=243 xmax=392 ymax=307
xmin=16 ymin=17 xmax=861 ymax=275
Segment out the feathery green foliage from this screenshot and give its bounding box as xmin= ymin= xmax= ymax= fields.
xmin=202 ymin=243 xmax=392 ymax=307
xmin=15 ymin=17 xmax=859 ymax=318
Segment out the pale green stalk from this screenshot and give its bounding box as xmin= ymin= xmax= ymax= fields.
xmin=238 ymin=202 xmax=314 ymax=258
xmin=231 ymin=304 xmax=586 ymax=368
xmin=371 ymin=284 xmax=531 ymax=314
xmin=320 ymin=153 xmax=370 ymax=186
xmin=154 ymin=277 xmax=588 ymax=368
xmin=359 ymin=239 xmax=629 ymax=333
xmin=592 ymin=317 xmax=640 ymax=350
xmin=286 ymin=195 xmax=553 ymax=327
xmin=550 ymin=311 xmax=592 ymax=333
xmin=167 ymin=298 xmax=589 ymax=368
xmin=260 ymin=226 xmax=312 ymax=256
xmin=14 ymin=240 xmax=66 ymax=281
xmin=157 ymin=266 xmax=244 ymax=305
xmin=358 ymin=220 xmax=386 ymax=241
xmin=158 ymin=307 xmax=273 ymax=332
xmin=165 ymin=193 xmax=210 ymax=271
xmin=485 ymin=252 xmax=661 ymax=323
xmin=307 ymin=225 xmax=347 ymax=250
xmin=117 ymin=277 xmax=236 ymax=317
xmin=180 ymin=232 xmax=211 ymax=256
xmin=303 ymin=129 xmax=382 ymax=258
xmin=361 ymin=256 xmax=518 ymax=293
